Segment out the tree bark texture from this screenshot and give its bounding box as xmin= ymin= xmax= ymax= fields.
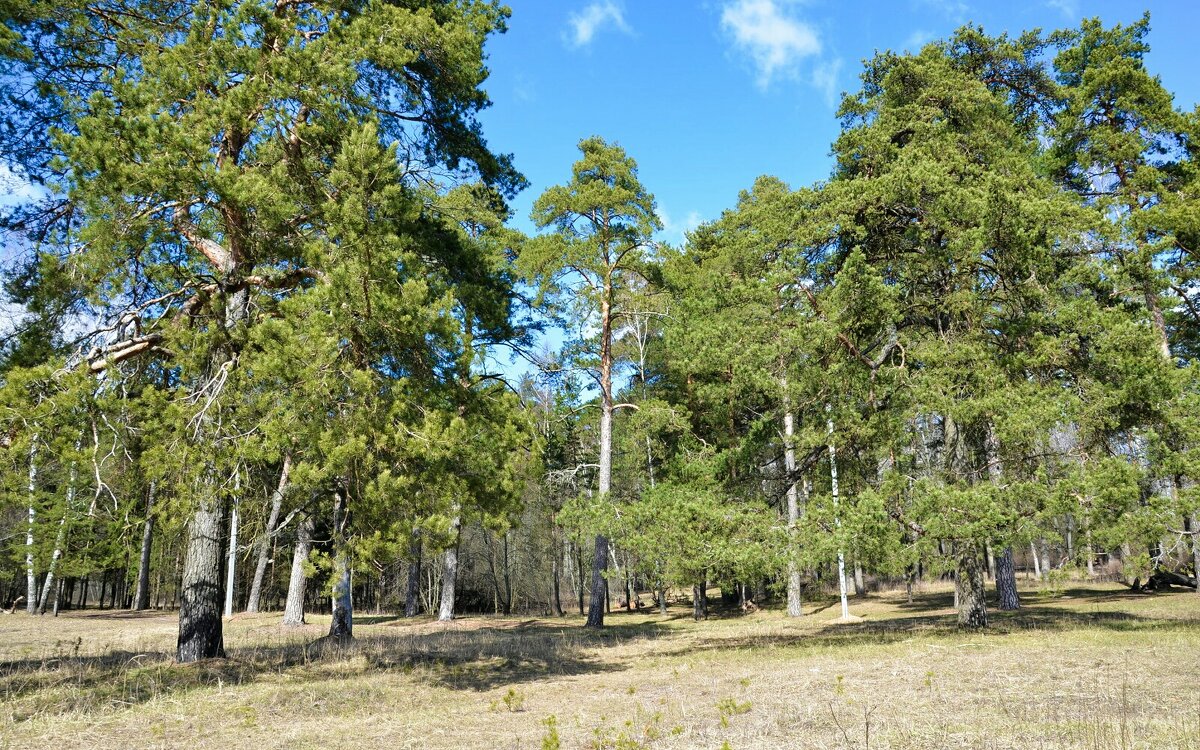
xmin=247 ymin=454 xmax=291 ymax=613
xmin=328 ymin=488 xmax=353 ymax=640
xmin=404 ymin=530 xmax=422 ymax=617
xmin=133 ymin=482 xmax=156 ymax=611
xmin=996 ymin=546 xmax=1020 ymax=611
xmin=177 ymin=491 xmax=226 ymax=661
xmin=438 ymin=512 xmax=462 ymax=622
xmin=956 ymin=547 xmax=988 ymax=629
xmin=692 ymin=579 xmax=707 ymax=621
xmin=783 ymin=401 xmax=803 ymax=618
xmin=587 ymin=281 xmax=615 ymax=629
xmin=25 ymin=438 xmax=37 ymax=614
xmin=282 ymin=512 xmax=313 ymax=626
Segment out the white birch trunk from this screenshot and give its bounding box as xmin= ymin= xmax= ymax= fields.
xmin=827 ymin=412 xmax=849 ymax=620
xmin=25 ymin=437 xmax=38 ymax=614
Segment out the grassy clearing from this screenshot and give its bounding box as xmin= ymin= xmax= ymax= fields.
xmin=1 ymin=582 xmax=1198 ymax=749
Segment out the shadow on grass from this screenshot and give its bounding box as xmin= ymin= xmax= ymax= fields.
xmin=0 ymin=617 xmax=668 ymax=721
xmin=659 ymin=586 xmax=1200 ymax=658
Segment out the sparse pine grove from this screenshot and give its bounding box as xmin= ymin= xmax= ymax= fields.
xmin=0 ymin=3 xmax=1198 ymax=748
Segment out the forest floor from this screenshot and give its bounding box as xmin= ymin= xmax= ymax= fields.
xmin=1 ymin=581 xmax=1198 ymax=750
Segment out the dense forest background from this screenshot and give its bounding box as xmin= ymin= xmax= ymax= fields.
xmin=0 ymin=2 xmax=1197 ymax=660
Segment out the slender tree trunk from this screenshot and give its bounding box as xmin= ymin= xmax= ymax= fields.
xmin=177 ymin=482 xmax=226 ymax=661
xmin=502 ymin=532 xmax=513 ymax=614
xmin=783 ymin=398 xmax=803 ymax=618
xmin=26 ymin=437 xmax=38 ymax=614
xmin=1031 ymin=540 xmax=1042 ymax=579
xmin=133 ymin=482 xmax=156 ymax=611
xmin=827 ymin=412 xmax=850 ymax=620
xmin=853 ymin=559 xmax=866 ymax=597
xmin=984 ymin=423 xmax=1019 ymax=611
xmin=1190 ymin=513 xmax=1200 ymax=597
xmin=1084 ymin=525 xmax=1096 ymax=577
xmin=575 ymin=541 xmax=585 ymax=615
xmin=985 ymin=541 xmax=996 ymax=580
xmin=38 ymin=447 xmax=79 ymax=616
xmin=248 ymin=454 xmax=291 ymax=613
xmin=52 ymin=578 xmax=62 ymax=617
xmin=438 ymin=511 xmax=462 ymax=622
xmin=282 ymin=513 xmax=314 ymax=626
xmin=223 ymin=489 xmax=239 ymax=619
xmin=404 ymin=530 xmax=422 ymax=617
xmin=956 ymin=546 xmax=988 ymax=628
xmin=587 ymin=282 xmax=615 ymax=629
xmin=996 ymin=547 xmax=1020 ymax=611
xmin=550 ymin=517 xmax=564 ymax=617
xmin=657 ymin=582 xmax=668 ymax=614
xmin=692 ymin=577 xmax=707 ymax=621
xmin=328 ymin=488 xmax=353 ymax=641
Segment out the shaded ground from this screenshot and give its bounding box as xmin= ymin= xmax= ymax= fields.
xmin=1 ymin=582 xmax=1198 ymax=749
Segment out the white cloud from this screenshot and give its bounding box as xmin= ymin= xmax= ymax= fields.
xmin=902 ymin=29 xmax=934 ymax=52
xmin=720 ymin=0 xmax=822 ymax=88
xmin=566 ymin=2 xmax=630 ymax=48
xmin=1045 ymin=0 xmax=1079 ymax=18
xmin=659 ymin=207 xmax=705 ymax=245
xmin=915 ymin=0 xmax=968 ymax=23
xmin=811 ymin=57 xmax=843 ymax=108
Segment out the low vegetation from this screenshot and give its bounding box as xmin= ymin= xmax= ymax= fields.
xmin=3 ymin=583 xmax=1198 ymax=749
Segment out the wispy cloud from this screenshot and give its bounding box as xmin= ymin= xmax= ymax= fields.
xmin=659 ymin=207 xmax=705 ymax=245
xmin=720 ymin=0 xmax=822 ymax=88
xmin=902 ymin=29 xmax=934 ymax=52
xmin=1045 ymin=0 xmax=1079 ymax=19
xmin=811 ymin=57 xmax=843 ymax=108
xmin=566 ymin=2 xmax=630 ymax=48
xmin=915 ymin=0 xmax=969 ymax=23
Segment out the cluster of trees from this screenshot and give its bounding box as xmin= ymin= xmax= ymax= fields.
xmin=1 ymin=3 xmax=1197 ymax=660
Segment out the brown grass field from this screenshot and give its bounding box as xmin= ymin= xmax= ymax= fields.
xmin=1 ymin=582 xmax=1198 ymax=749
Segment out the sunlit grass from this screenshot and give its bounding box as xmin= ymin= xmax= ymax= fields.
xmin=1 ymin=581 xmax=1197 ymax=749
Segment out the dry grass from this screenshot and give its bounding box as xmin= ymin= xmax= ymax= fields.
xmin=1 ymin=582 xmax=1198 ymax=749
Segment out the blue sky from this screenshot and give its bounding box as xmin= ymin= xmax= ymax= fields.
xmin=477 ymin=1 xmax=1200 ymax=245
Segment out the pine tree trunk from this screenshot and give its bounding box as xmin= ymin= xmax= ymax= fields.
xmin=438 ymin=513 xmax=461 ymax=622
xmin=827 ymin=413 xmax=850 ymax=620
xmin=133 ymin=482 xmax=155 ymax=611
xmin=585 ymin=534 xmax=609 ymax=628
xmin=176 ymin=490 xmax=226 ymax=661
xmin=657 ymin=583 xmax=668 ymax=614
xmin=853 ymin=558 xmax=865 ymax=597
xmin=328 ymin=488 xmax=352 ymax=640
xmin=587 ymin=284 xmax=615 ymax=629
xmin=248 ymin=454 xmax=291 ymax=613
xmin=404 ymin=530 xmax=422 ymax=617
xmin=692 ymin=578 xmax=707 ymax=621
xmin=996 ymin=546 xmax=1020 ymax=611
xmin=783 ymin=401 xmax=803 ymax=618
xmin=984 ymin=423 xmax=1019 ymax=612
xmin=1191 ymin=513 xmax=1200 ymax=597
xmin=575 ymin=541 xmax=585 ymax=615
xmin=282 ymin=513 xmax=313 ymax=626
xmin=1031 ymin=540 xmax=1042 ymax=579
xmin=550 ymin=519 xmax=564 ymax=617
xmin=955 ymin=546 xmax=988 ymax=628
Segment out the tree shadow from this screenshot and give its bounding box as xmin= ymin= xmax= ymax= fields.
xmin=656 ymin=587 xmax=1199 ymax=658
xmin=0 ymin=616 xmax=668 ymax=720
